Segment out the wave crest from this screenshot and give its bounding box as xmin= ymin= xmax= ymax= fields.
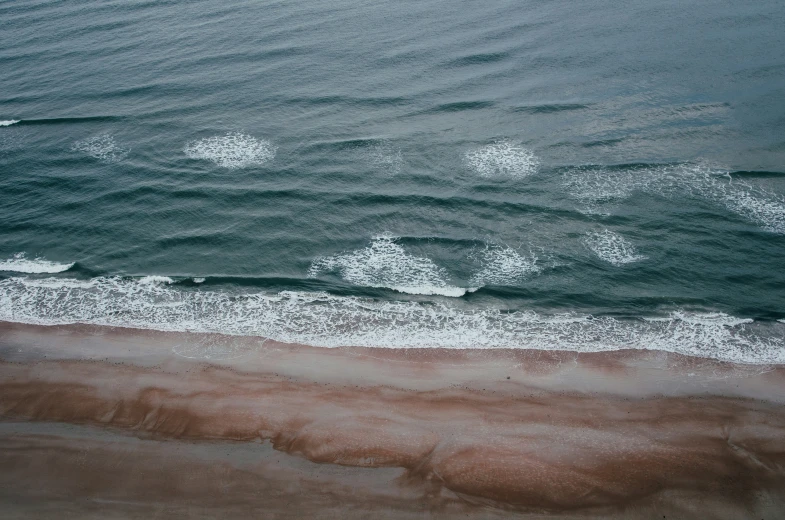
xmin=308 ymin=235 xmax=467 ymax=297
xmin=0 ymin=275 xmax=782 ymax=363
xmin=0 ymin=253 xmax=74 ymax=274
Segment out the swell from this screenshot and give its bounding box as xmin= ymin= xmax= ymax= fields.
xmin=12 ymin=115 xmax=125 ymax=126
xmin=511 ymin=103 xmax=591 ymax=114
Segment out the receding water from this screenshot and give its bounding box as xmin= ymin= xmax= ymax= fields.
xmin=1 ymin=0 xmax=784 ymax=361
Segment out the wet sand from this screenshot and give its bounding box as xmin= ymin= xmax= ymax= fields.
xmin=1 ymin=321 xmax=785 ymax=518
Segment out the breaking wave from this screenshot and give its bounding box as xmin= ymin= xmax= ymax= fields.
xmin=0 ymin=275 xmax=782 ymax=363
xmin=308 ymin=235 xmax=467 ymax=297
xmin=0 ymin=253 xmax=74 ymax=274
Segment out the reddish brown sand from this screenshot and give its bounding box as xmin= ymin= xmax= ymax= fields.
xmin=1 ymin=321 xmax=784 ymax=518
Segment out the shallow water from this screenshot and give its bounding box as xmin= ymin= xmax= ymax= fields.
xmin=1 ymin=0 xmax=784 ymax=360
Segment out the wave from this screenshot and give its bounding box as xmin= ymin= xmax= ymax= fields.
xmin=511 ymin=103 xmax=590 ymax=114
xmin=444 ymin=52 xmax=510 ymax=67
xmin=184 ymin=132 xmax=276 ymax=169
xmin=71 ymin=134 xmax=130 ymax=163
xmin=0 ymin=120 xmax=20 ymax=127
xmin=0 ymin=275 xmax=782 ymax=363
xmin=0 ymin=253 xmax=74 ymax=274
xmin=464 ymin=140 xmax=539 ymax=178
xmin=308 ymin=235 xmax=468 ymax=297
xmin=584 ymin=230 xmax=646 ymax=266
xmin=12 ymin=116 xmax=124 ymax=126
xmin=469 ymin=244 xmax=541 ymax=286
xmin=563 ymin=162 xmax=785 ymax=233
xmin=138 ymin=275 xmax=175 ymax=285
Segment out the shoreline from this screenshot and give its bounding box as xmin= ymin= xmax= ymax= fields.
xmin=1 ymin=321 xmax=785 ymax=517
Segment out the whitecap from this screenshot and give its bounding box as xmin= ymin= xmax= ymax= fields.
xmin=583 ymin=230 xmax=646 ymax=266
xmin=193 ymin=277 xmax=206 ymax=283
xmin=0 ymin=253 xmax=74 ymax=273
xmin=714 ymin=181 xmax=785 ymax=234
xmin=469 ymin=244 xmax=541 ymax=286
xmin=184 ymin=132 xmax=276 ymax=169
xmin=0 ymin=120 xmax=20 ymax=127
xmin=464 ymin=140 xmax=539 ymax=178
xmin=563 ymin=162 xmax=785 ymax=233
xmin=308 ymin=235 xmax=467 ymax=297
xmin=138 ymin=276 xmax=174 ymax=285
xmin=0 ymin=275 xmax=781 ymax=364
xmin=72 ymin=134 xmax=130 ymax=162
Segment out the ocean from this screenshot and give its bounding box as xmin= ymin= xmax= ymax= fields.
xmin=2 ymin=0 xmax=785 ymax=363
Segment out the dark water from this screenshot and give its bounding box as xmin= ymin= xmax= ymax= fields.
xmin=2 ymin=0 xmax=785 ymax=361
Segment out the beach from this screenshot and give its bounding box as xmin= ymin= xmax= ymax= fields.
xmin=3 ymin=0 xmax=785 ymax=517
xmin=1 ymin=321 xmax=784 ymax=518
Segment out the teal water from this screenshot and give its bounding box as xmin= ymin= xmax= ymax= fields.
xmin=1 ymin=0 xmax=785 ymax=361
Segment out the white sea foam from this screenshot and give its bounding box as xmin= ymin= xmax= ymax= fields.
xmin=308 ymin=235 xmax=467 ymax=297
xmin=0 ymin=120 xmax=20 ymax=127
xmin=563 ymin=162 xmax=785 ymax=233
xmin=465 ymin=140 xmax=539 ymax=178
xmin=0 ymin=275 xmax=782 ymax=363
xmin=644 ymin=312 xmax=752 ymax=327
xmin=0 ymin=253 xmax=74 ymax=274
xmin=584 ymin=230 xmax=646 ymax=266
xmin=138 ymin=276 xmax=174 ymax=285
xmin=193 ymin=277 xmax=206 ymax=283
xmin=71 ymin=134 xmax=130 ymax=162
xmin=365 ymin=142 xmax=403 ymax=175
xmin=469 ymin=244 xmax=541 ymax=286
xmin=184 ymin=132 xmax=276 ymax=169
xmin=717 ymin=182 xmax=785 ymax=234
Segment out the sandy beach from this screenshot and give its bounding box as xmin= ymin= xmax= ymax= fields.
xmin=1 ymin=321 xmax=784 ymax=518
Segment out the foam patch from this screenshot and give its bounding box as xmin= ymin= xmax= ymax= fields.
xmin=584 ymin=230 xmax=646 ymax=266
xmin=365 ymin=142 xmax=404 ymax=175
xmin=465 ymin=140 xmax=539 ymax=178
xmin=563 ymin=163 xmax=785 ymax=233
xmin=308 ymin=235 xmax=466 ymax=297
xmin=184 ymin=132 xmax=276 ymax=168
xmin=469 ymin=244 xmax=541 ymax=286
xmin=72 ymin=134 xmax=130 ymax=162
